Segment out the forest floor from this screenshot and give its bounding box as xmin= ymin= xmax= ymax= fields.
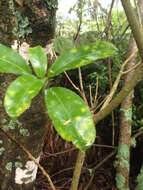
xmin=35 ymin=124 xmax=138 ymax=190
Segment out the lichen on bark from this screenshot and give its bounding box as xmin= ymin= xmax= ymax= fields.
xmin=0 ymin=0 xmax=57 ymax=189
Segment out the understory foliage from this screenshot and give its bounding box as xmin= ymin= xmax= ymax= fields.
xmin=1 ymin=0 xmax=143 ymax=189
xmin=0 ymin=41 xmax=116 ymax=151
xmin=53 ymin=0 xmax=143 ymax=189
xmin=0 ymin=40 xmax=117 ymax=189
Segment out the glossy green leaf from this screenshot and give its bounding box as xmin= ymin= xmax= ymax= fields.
xmin=48 ymin=41 xmax=117 ymax=78
xmin=4 ymin=75 xmax=45 ymax=118
xmin=0 ymin=44 xmax=31 ymax=75
xmin=45 ymin=87 xmax=96 ymax=151
xmin=28 ymin=46 xmax=47 ymax=78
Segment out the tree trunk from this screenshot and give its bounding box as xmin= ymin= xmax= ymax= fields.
xmin=135 ymin=0 xmax=143 ymax=188
xmin=115 ymin=1 xmax=143 ymax=189
xmin=0 ymin=0 xmax=57 ymax=189
xmin=115 ymin=35 xmax=137 ymax=190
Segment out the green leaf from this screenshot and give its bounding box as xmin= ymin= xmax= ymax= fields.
xmin=45 ymin=87 xmax=96 ymax=151
xmin=0 ymin=44 xmax=31 ymax=75
xmin=54 ymin=36 xmax=74 ymax=55
xmin=28 ymin=46 xmax=47 ymax=78
xmin=48 ymin=41 xmax=117 ymax=78
xmin=4 ymin=75 xmax=45 ymax=118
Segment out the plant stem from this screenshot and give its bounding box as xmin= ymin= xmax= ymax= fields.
xmin=70 ymin=150 xmax=85 ymax=190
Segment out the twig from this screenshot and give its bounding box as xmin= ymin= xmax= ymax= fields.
xmin=74 ymin=21 xmax=82 ymax=41
xmin=122 ymin=61 xmax=141 ymax=74
xmin=92 ymin=97 xmax=106 ymax=113
xmin=84 ymin=150 xmax=117 ymax=190
xmin=89 ymin=85 xmax=93 ymax=108
xmin=0 ymin=125 xmax=56 ymax=190
xmin=93 ymin=143 xmax=116 ymax=149
xmin=78 ymin=67 xmax=89 ymax=105
xmin=132 ymin=129 xmax=143 ymax=139
xmin=101 ymin=48 xmax=138 ymax=110
xmin=117 ymin=25 xmax=130 ymax=47
xmin=51 ymin=167 xmax=75 ymax=178
xmin=94 ymin=77 xmax=98 ymax=107
xmin=105 ymin=0 xmax=115 ymax=39
xmin=105 ymin=0 xmax=115 ymax=147
xmin=97 ymin=0 xmax=115 ymax=40
xmin=51 ymin=166 xmax=87 ymax=179
xmin=64 ymin=71 xmax=81 ymax=93
xmin=44 ymin=147 xmax=76 ymax=157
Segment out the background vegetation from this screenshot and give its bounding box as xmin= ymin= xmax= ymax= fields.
xmin=1 ymin=0 xmax=143 ymax=190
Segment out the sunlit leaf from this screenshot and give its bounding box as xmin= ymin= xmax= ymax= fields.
xmin=45 ymin=87 xmax=96 ymax=151
xmin=48 ymin=41 xmax=117 ymax=78
xmin=0 ymin=44 xmax=31 ymax=75
xmin=4 ymin=75 xmax=45 ymax=118
xmin=28 ymin=46 xmax=47 ymax=78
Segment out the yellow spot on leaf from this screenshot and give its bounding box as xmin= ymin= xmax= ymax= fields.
xmin=84 ymin=46 xmax=89 ymax=50
xmin=71 ymin=49 xmax=77 ymax=53
xmin=87 ymin=56 xmax=96 ymax=61
xmin=66 ymin=96 xmax=71 ymax=100
xmin=81 ymin=107 xmax=87 ymax=112
xmin=28 ymin=90 xmax=34 ymax=94
xmin=77 ymin=60 xmax=85 ymax=67
xmin=93 ymin=45 xmax=97 ymax=48
xmin=15 ymin=104 xmax=28 ymax=115
xmin=75 ymin=116 xmax=81 ymax=121
xmin=81 ymin=122 xmax=89 ymax=130
xmin=5 ymin=98 xmax=13 ymax=106
xmin=8 ymin=90 xmax=16 ymax=96
xmin=2 ymin=56 xmax=6 ymax=59
xmin=64 ymin=119 xmax=72 ymax=126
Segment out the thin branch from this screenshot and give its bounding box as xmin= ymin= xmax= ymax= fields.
xmin=51 ymin=167 xmax=75 ymax=178
xmin=64 ymin=71 xmax=81 ymax=93
xmin=94 ymin=77 xmax=99 ymax=105
xmin=105 ymin=0 xmax=115 ymax=38
xmin=93 ymin=144 xmax=116 ymax=149
xmin=105 ymin=0 xmax=116 ymax=146
xmin=132 ymin=129 xmax=143 ymax=139
xmin=92 ymin=97 xmax=106 ymax=113
xmin=93 ymin=64 xmax=143 ymax=124
xmin=84 ymin=150 xmax=117 ymax=190
xmin=122 ymin=61 xmax=141 ymax=74
xmin=89 ymin=85 xmax=93 ymax=108
xmin=101 ymin=48 xmax=138 ymax=110
xmin=0 ymin=125 xmax=56 ymax=190
xmin=116 ymin=25 xmax=130 ymax=47
xmin=78 ymin=67 xmax=89 ymax=105
xmin=97 ymin=0 xmax=115 ymax=40
xmin=44 ymin=147 xmax=76 ymax=157
xmin=74 ymin=21 xmax=82 ymax=41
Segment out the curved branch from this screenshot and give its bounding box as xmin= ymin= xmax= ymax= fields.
xmin=94 ymin=0 xmax=143 ymax=124
xmin=94 ymin=63 xmax=143 ymax=124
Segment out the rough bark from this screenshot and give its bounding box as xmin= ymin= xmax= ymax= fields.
xmin=115 ymin=1 xmax=143 ymax=189
xmin=135 ymin=0 xmax=143 ymax=189
xmin=0 ymin=0 xmax=57 ymax=189
xmin=115 ymin=35 xmax=137 ymax=190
